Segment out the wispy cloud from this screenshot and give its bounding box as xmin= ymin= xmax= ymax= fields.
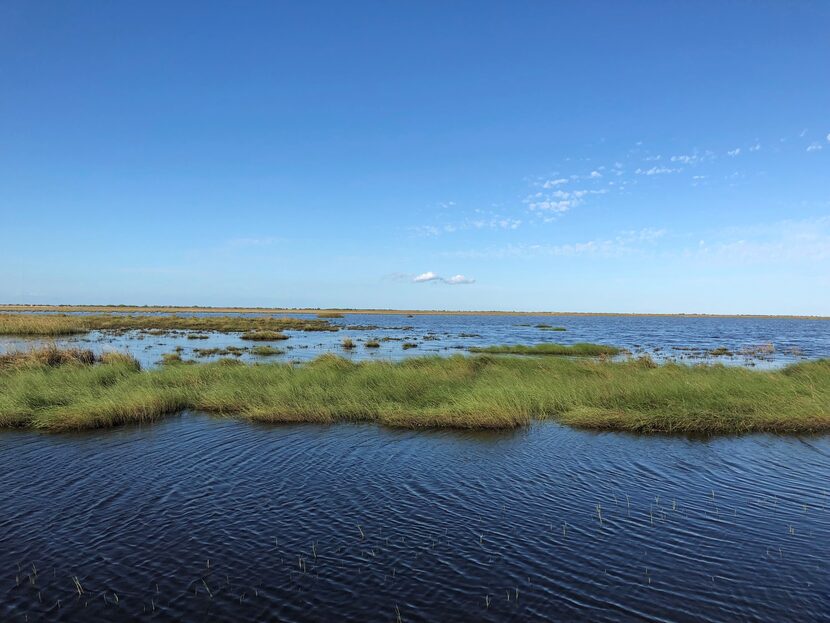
xmin=694 ymin=217 xmax=830 ymax=264
xmin=412 ymin=214 xmax=521 ymax=237
xmin=413 ymin=271 xmax=475 ymax=285
xmin=635 ymin=166 xmax=679 ymax=175
xmin=226 ymin=236 xmax=280 ymax=248
xmin=807 ymin=142 xmax=823 ymax=152
xmin=445 ymin=228 xmax=667 ymax=260
xmin=727 ymin=148 xmax=741 ymax=157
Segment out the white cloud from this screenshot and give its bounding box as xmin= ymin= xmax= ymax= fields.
xmin=413 ymin=271 xmax=440 ymax=282
xmin=445 ymin=274 xmax=475 ymax=285
xmin=727 ymin=148 xmax=741 ymax=157
xmin=807 ymin=142 xmax=823 ymax=152
xmin=413 ymin=271 xmax=475 ymax=285
xmin=589 ymin=170 xmax=602 ymax=178
xmin=542 ymin=178 xmax=568 ymax=188
xmin=749 ymin=143 xmax=761 ymax=152
xmin=826 ymin=133 xmax=830 ymax=142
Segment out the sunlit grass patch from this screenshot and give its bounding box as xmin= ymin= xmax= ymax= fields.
xmin=1 ymin=349 xmax=828 ymax=434
xmin=240 ymin=330 xmax=289 ymax=341
xmin=0 ymin=313 xmax=336 ymax=336
xmin=469 ymin=343 xmax=621 ymax=356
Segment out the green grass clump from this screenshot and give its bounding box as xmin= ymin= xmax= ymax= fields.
xmin=317 ymin=312 xmax=345 ymax=318
xmin=251 ymin=346 xmax=284 ymax=356
xmin=402 ymin=342 xmax=418 ymax=350
xmin=469 ymin=343 xmax=620 ymax=356
xmin=365 ymin=339 xmax=380 ymax=348
xmin=0 ymin=313 xmax=336 ymax=336
xmin=0 ymin=314 xmax=87 ymax=336
xmin=194 ymin=346 xmax=248 ymax=357
xmin=1 ymin=349 xmax=829 ymax=434
xmin=161 ymin=352 xmax=186 ymax=365
xmin=709 ymin=347 xmax=734 ymax=356
xmin=240 ymin=330 xmax=289 ymax=341
xmin=342 ymin=338 xmax=356 ymax=349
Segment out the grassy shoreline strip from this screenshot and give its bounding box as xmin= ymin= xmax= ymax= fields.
xmin=1 ymin=350 xmax=828 ymax=435
xmin=469 ymin=343 xmax=621 ymax=356
xmin=0 ymin=313 xmax=336 ymax=336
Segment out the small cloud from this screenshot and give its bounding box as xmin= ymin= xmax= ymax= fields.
xmin=826 ymin=133 xmax=830 ymax=143
xmin=807 ymin=142 xmax=823 ymax=152
xmin=413 ymin=272 xmax=475 ymax=285
xmin=444 ymin=274 xmax=475 ymax=285
xmin=589 ymin=170 xmax=602 ymax=178
xmin=542 ymin=178 xmax=568 ymax=188
xmin=749 ymin=143 xmax=761 ymax=152
xmin=727 ymin=148 xmax=741 ymax=157
xmin=413 ymin=271 xmax=440 ymax=283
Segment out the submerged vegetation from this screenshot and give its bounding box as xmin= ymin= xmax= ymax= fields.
xmin=0 ymin=313 xmax=336 ymax=336
xmin=0 ymin=347 xmax=828 ymax=434
xmin=469 ymin=343 xmax=621 ymax=356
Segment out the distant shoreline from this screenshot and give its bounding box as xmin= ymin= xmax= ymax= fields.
xmin=1 ymin=304 xmax=828 ymax=320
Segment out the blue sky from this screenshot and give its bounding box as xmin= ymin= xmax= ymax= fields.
xmin=1 ymin=1 xmax=828 ymax=313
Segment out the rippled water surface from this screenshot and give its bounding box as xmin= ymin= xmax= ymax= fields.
xmin=1 ymin=416 xmax=828 ymax=622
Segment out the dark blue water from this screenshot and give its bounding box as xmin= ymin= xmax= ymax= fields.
xmin=0 ymin=415 xmax=828 ymax=622
xmin=1 ymin=313 xmax=827 ymax=369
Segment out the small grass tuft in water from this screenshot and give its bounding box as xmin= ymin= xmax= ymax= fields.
xmin=317 ymin=312 xmax=344 ymax=318
xmin=342 ymin=338 xmax=356 ymax=350
xmin=251 ymin=346 xmax=284 ymax=356
xmin=365 ymin=339 xmax=381 ymax=348
xmin=709 ymin=347 xmax=734 ymax=357
xmin=240 ymin=330 xmax=289 ymax=341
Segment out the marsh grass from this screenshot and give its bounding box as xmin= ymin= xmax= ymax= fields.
xmin=194 ymin=346 xmax=248 ymax=357
xmin=0 ymin=313 xmax=336 ymax=336
xmin=342 ymin=338 xmax=356 ymax=350
xmin=0 ymin=314 xmax=87 ymax=336
xmin=0 ymin=345 xmax=128 ymax=370
xmin=240 ymin=330 xmax=289 ymax=341
xmin=317 ymin=312 xmax=344 ymax=318
xmin=251 ymin=346 xmax=284 ymax=356
xmin=0 ymin=349 xmax=828 ymax=434
xmin=469 ymin=343 xmax=621 ymax=356
xmin=365 ymin=339 xmax=381 ymax=348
